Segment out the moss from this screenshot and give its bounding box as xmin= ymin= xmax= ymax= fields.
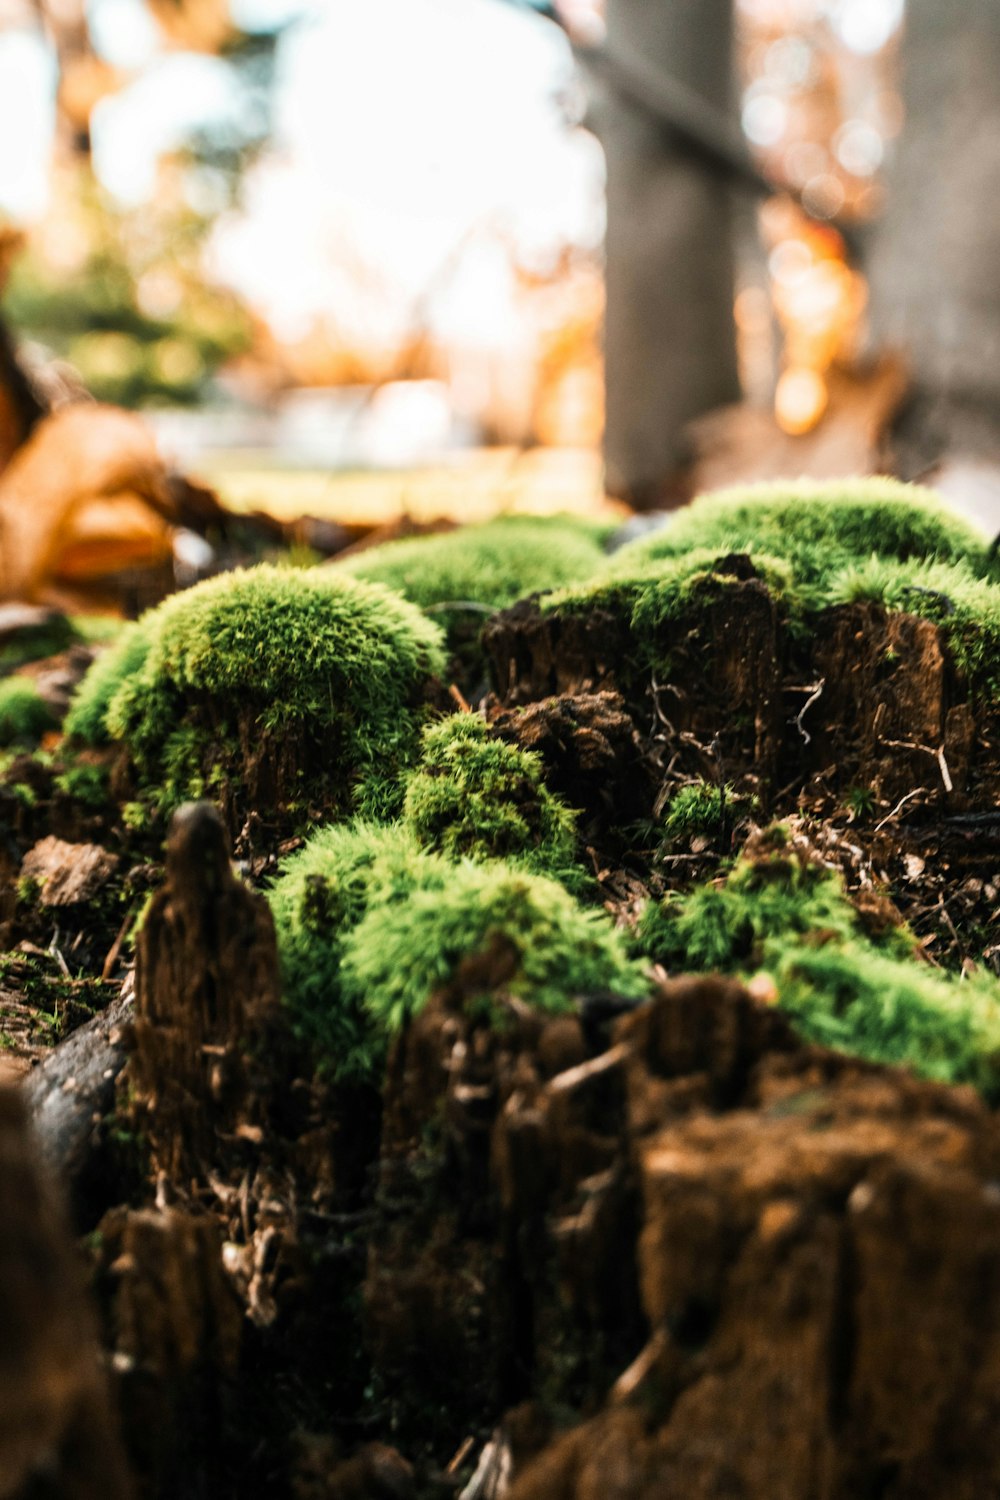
xmin=64 ymin=622 xmax=152 ymax=745
xmin=637 ymin=838 xmax=864 ymax=972
xmin=342 ymin=861 xmax=650 ymax=1036
xmin=661 ymin=780 xmax=734 ymax=841
xmin=531 ymin=484 xmax=1000 ymax=704
xmin=53 ymin=761 xmax=111 ymax=809
xmin=334 ymin=515 xmax=606 ymax=659
xmin=770 ymin=939 xmax=1000 ymax=1097
xmin=68 ymin=565 xmax=446 ymax=827
xmin=610 ymin=478 xmax=988 ymax=602
xmin=268 ymin=821 xmax=446 ymax=1080
xmin=0 ymin=679 xmax=56 ymax=748
xmin=0 ymin=613 xmax=77 ymax=674
xmin=270 ymin=819 xmax=647 ymax=1080
xmin=638 ymin=836 xmax=1000 ymax=1095
xmin=403 ymin=714 xmax=584 ymax=888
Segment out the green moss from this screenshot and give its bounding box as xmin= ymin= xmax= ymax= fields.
xmin=270 ymin=819 xmax=647 ymax=1080
xmin=638 ymin=837 xmax=1000 ymax=1096
xmin=53 ymin=761 xmax=111 ymax=809
xmin=661 ymin=780 xmax=734 ymax=841
xmin=64 ymin=623 xmax=152 ymax=745
xmin=770 ymin=939 xmax=1000 ymax=1096
xmin=268 ymin=821 xmax=446 ymax=1079
xmin=0 ymin=614 xmax=77 ymax=674
xmin=0 ymin=679 xmax=56 ymax=748
xmin=610 ymin=478 xmax=988 ymax=602
xmin=342 ymin=861 xmax=650 ymax=1036
xmin=334 ymin=515 xmax=606 ymax=658
xmin=637 ymin=839 xmax=863 ymax=972
xmin=403 ymin=714 xmax=584 ymax=888
xmin=68 ymin=566 xmax=446 ymax=826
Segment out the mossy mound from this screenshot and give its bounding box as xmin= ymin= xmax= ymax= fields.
xmin=268 ymin=821 xmax=442 ymax=1080
xmin=342 ymin=860 xmax=649 ymax=1036
xmin=269 ymin=819 xmax=646 ymax=1080
xmin=334 ymin=515 xmax=607 ymax=665
xmin=610 ymin=478 xmax=988 ymax=600
xmin=638 ymin=832 xmax=1000 ymax=1096
xmin=64 ymin=623 xmax=151 ymax=745
xmin=521 ymin=482 xmax=1000 ymax=708
xmin=0 ymin=679 xmax=56 ymax=748
xmin=403 ymin=714 xmax=584 ymax=888
xmin=66 ymin=566 xmax=446 ymax=829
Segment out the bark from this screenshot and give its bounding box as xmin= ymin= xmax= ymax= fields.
xmin=599 ymin=0 xmax=740 ymax=507
xmin=868 ymin=0 xmax=1000 ymax=471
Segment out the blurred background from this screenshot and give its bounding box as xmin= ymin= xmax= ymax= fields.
xmin=0 ymin=0 xmax=997 ymax=607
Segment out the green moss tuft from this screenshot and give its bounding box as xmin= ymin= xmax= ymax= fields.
xmin=661 ymin=780 xmax=734 ymax=841
xmin=270 ymin=819 xmax=647 ymax=1080
xmin=342 ymin=861 xmax=650 ymax=1036
xmin=770 ymin=939 xmax=1000 ymax=1097
xmin=64 ymin=623 xmax=152 ymax=744
xmin=0 ymin=679 xmax=56 ymax=747
xmin=610 ymin=478 xmax=988 ymax=601
xmin=403 ymin=714 xmax=584 ymax=887
xmin=638 ymin=837 xmax=1000 ymax=1096
xmin=268 ymin=821 xmax=447 ymax=1079
xmin=68 ymin=566 xmax=446 ymax=826
xmin=334 ymin=515 xmax=606 ymax=658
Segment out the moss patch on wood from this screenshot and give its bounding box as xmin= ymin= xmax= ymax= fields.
xmin=65 ymin=565 xmax=446 ymax=831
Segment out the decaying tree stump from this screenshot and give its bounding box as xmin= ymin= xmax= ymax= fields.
xmin=130 ymin=800 xmax=283 ymax=1181
xmin=0 ymin=1087 xmax=130 ymax=1500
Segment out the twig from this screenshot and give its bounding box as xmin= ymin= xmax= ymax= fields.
xmin=878 ymin=736 xmax=954 ymax=794
xmin=447 ymin=1437 xmax=475 ymax=1476
xmin=873 ymin=787 xmax=927 ymax=833
xmin=101 ymin=904 xmax=135 ymax=982
xmin=547 ymin=1042 xmax=629 ymax=1096
xmin=448 ymin=684 xmax=473 ymax=714
xmin=793 ymin=678 xmax=825 ymax=746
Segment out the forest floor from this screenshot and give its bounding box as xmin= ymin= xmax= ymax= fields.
xmin=6 ymin=479 xmax=1000 ymax=1499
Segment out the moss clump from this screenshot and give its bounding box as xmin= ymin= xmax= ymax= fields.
xmin=638 ymin=836 xmax=1000 ymax=1095
xmin=770 ymin=940 xmax=1000 ymax=1097
xmin=270 ymin=819 xmax=647 ymax=1080
xmin=67 ymin=566 xmax=446 ymax=827
xmin=0 ymin=679 xmax=56 ymax=747
xmin=64 ymin=622 xmax=151 ymax=745
xmin=610 ymin=478 xmax=988 ymax=601
xmin=334 ymin=515 xmax=606 ymax=662
xmin=403 ymin=714 xmax=583 ymax=887
xmin=342 ymin=861 xmax=650 ymax=1036
xmin=661 ymin=780 xmax=734 ymax=842
xmin=268 ymin=821 xmax=442 ymax=1079
xmin=53 ymin=761 xmax=111 ymax=809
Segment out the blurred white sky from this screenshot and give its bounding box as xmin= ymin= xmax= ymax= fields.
xmin=0 ymin=0 xmax=604 ymax=351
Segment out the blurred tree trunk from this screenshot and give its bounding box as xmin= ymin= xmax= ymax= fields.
xmin=599 ymin=0 xmax=740 ymax=509
xmin=868 ymin=0 xmax=1000 ymax=474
